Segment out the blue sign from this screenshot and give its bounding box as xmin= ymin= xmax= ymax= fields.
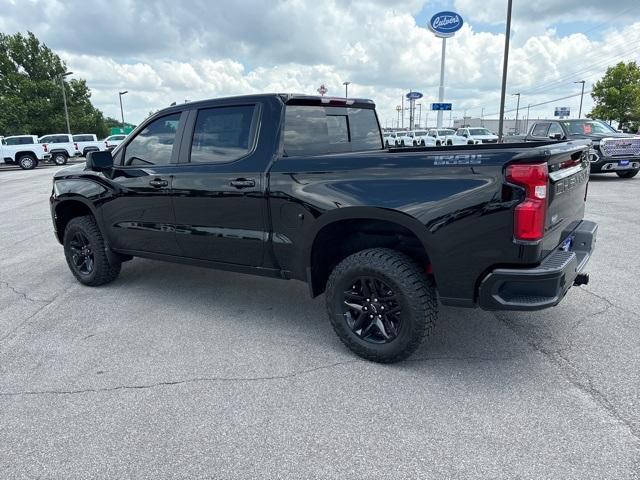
xmin=406 ymin=91 xmax=424 ymax=100
xmin=428 ymin=11 xmax=464 ymax=37
xmin=554 ymin=107 xmax=570 ymax=117
xmin=431 ymin=103 xmax=452 ymax=111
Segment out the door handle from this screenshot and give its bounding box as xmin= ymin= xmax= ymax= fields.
xmin=229 ymin=178 xmax=256 ymax=189
xmin=149 ymin=178 xmax=169 ymax=188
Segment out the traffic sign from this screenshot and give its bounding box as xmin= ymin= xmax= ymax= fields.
xmin=431 ymin=103 xmax=452 ymax=111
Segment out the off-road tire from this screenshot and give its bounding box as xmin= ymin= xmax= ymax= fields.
xmin=326 ymin=248 xmax=437 ymax=363
xmin=17 ymin=154 xmax=38 ymax=170
xmin=53 ymin=152 xmax=68 ymax=166
xmin=63 ymin=215 xmax=121 ymax=286
xmin=616 ymin=169 xmax=639 ymax=179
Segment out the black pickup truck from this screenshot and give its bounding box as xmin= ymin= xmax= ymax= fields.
xmin=50 ymin=94 xmax=597 ymax=363
xmin=507 ymin=119 xmax=640 ymax=178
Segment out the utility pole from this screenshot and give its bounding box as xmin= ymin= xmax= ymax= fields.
xmin=481 ymin=107 xmax=485 ymax=127
xmin=119 ymin=91 xmax=129 ymax=128
xmin=60 ymin=71 xmax=73 ymax=135
xmin=513 ymin=92 xmax=521 ymax=134
xmin=401 ymin=95 xmax=405 ymax=129
xmin=498 ymin=0 xmax=513 ymax=142
xmin=343 ymin=81 xmax=351 ymax=99
xmin=525 ymin=104 xmax=531 ymax=134
xmin=574 ymin=80 xmax=585 ymax=117
xmin=396 ymin=105 xmax=402 ymax=129
xmin=417 ymin=103 xmax=422 ymax=128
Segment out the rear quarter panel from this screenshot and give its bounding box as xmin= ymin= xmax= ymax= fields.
xmin=268 ymin=148 xmax=526 ymax=304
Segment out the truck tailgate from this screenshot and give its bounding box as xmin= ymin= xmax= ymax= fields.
xmin=543 ymin=141 xmax=590 ymax=252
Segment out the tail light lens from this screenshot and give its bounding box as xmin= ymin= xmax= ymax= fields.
xmin=74 ymin=142 xmax=79 ymax=150
xmin=506 ymin=163 xmax=548 ymax=241
xmin=43 ymin=143 xmax=48 ymax=152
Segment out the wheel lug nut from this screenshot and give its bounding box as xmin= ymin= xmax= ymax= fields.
xmin=363 ymin=307 xmax=367 ymax=311
xmin=374 ymin=298 xmax=378 ymax=302
xmin=381 ymin=306 xmax=385 ymax=310
xmin=366 ymin=298 xmax=370 ymax=302
xmin=378 ymin=315 xmax=382 ymax=318
xmin=370 ymin=315 xmax=374 ymax=318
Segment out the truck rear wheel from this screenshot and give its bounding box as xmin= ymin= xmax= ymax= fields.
xmin=325 ymin=248 xmax=437 ymax=363
xmin=616 ymin=169 xmax=638 ymax=179
xmin=63 ymin=215 xmax=121 ymax=286
xmin=17 ymin=154 xmax=38 ymax=170
xmin=53 ymin=152 xmax=68 ymax=166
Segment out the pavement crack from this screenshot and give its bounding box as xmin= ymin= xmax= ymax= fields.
xmin=0 ymin=353 xmax=519 ymax=397
xmin=0 ymin=280 xmax=55 ymax=304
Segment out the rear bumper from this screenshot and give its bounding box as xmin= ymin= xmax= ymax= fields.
xmin=477 ymin=220 xmax=597 ymax=311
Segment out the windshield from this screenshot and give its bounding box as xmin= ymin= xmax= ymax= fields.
xmin=561 ymin=120 xmax=617 ymax=135
xmin=468 ymin=128 xmax=492 ymax=135
xmin=438 ymin=129 xmax=454 ymax=136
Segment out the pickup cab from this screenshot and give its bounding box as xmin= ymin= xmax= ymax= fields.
xmin=507 ymin=119 xmax=640 ymax=178
xmin=38 ymin=134 xmax=80 ymax=165
xmin=104 ymin=134 xmax=127 ymax=151
xmin=1 ymin=135 xmax=51 ymax=169
xmin=73 ymin=134 xmax=108 ymax=157
xmin=50 ymin=94 xmax=597 ymax=363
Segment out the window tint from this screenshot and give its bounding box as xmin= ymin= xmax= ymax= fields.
xmin=39 ymin=136 xmax=51 ymax=144
xmin=548 ymin=123 xmax=564 ymax=138
xmin=73 ymin=135 xmax=94 ymax=142
xmin=5 ymin=137 xmax=34 ymax=145
xmin=123 ymin=113 xmax=181 ymax=166
xmin=283 ymin=105 xmax=381 ymax=156
xmin=531 ymin=123 xmax=550 ymax=137
xmin=190 ymin=105 xmax=256 ymax=164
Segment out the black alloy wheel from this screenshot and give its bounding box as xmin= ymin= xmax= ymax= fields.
xmin=69 ymin=232 xmax=95 ymax=275
xmin=63 ymin=215 xmax=121 ymax=286
xmin=342 ymin=277 xmax=403 ymax=344
xmin=326 ymin=248 xmax=437 ymax=363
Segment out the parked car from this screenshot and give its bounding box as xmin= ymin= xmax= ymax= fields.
xmin=104 ymin=134 xmax=127 ymax=151
xmin=412 ymin=130 xmax=437 ymax=147
xmin=383 ymin=131 xmax=397 ymax=148
xmin=51 ymin=93 xmax=596 ymax=363
xmin=38 ymin=134 xmax=80 ymax=165
xmin=455 ymin=127 xmax=499 ymax=144
xmin=505 ymin=119 xmax=640 ymax=178
xmin=427 ymin=128 xmax=465 ymax=146
xmin=395 ymin=131 xmax=415 ymax=147
xmin=1 ymin=135 xmax=51 ymax=169
xmin=72 ymin=134 xmax=108 ymax=157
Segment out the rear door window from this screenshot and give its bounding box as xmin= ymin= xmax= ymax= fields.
xmin=189 ymin=105 xmax=257 ymax=164
xmin=73 ymin=135 xmax=94 ymax=142
xmin=283 ymin=105 xmax=381 ymax=156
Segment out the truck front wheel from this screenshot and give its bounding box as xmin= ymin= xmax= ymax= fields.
xmin=616 ymin=169 xmax=639 ymax=179
xmin=63 ymin=215 xmax=121 ymax=286
xmin=325 ymin=248 xmax=437 ymax=363
xmin=53 ymin=152 xmax=68 ymax=166
xmin=17 ymin=154 xmax=38 ymax=170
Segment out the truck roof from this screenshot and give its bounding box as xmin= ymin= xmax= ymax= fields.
xmin=154 ymin=93 xmax=376 ymax=117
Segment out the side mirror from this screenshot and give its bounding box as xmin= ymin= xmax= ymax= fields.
xmin=463 ymin=133 xmax=468 ymax=137
xmin=86 ymin=150 xmax=113 ymax=172
xmin=550 ymin=133 xmax=563 ymax=140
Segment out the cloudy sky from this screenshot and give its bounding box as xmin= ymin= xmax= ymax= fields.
xmin=2 ymin=0 xmax=639 ymax=126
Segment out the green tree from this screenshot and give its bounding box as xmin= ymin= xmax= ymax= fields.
xmin=589 ymin=61 xmax=640 ymax=127
xmin=0 ymin=31 xmax=108 ymax=137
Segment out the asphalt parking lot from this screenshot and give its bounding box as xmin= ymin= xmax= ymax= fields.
xmin=0 ymin=165 xmax=638 ymax=479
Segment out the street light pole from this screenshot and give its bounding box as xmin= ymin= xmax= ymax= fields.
xmin=525 ymin=104 xmax=531 ymax=134
xmin=342 ymin=81 xmax=351 ymax=99
xmin=498 ymin=0 xmax=513 ymax=141
xmin=119 ymin=91 xmax=129 ymax=128
xmin=396 ymin=105 xmax=402 ymax=129
xmin=417 ymin=103 xmax=422 ymax=128
xmin=513 ymin=92 xmax=521 ymax=134
xmin=574 ymin=80 xmax=586 ymax=118
xmin=59 ymin=71 xmax=73 ymax=135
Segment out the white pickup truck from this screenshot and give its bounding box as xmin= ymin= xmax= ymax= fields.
xmin=104 ymin=134 xmax=127 ymax=151
xmin=38 ymin=134 xmax=80 ymax=165
xmin=73 ymin=134 xmax=108 ymax=157
xmin=455 ymin=127 xmax=499 ymax=144
xmin=1 ymin=135 xmax=51 ymax=169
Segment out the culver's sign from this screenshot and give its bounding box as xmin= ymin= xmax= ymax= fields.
xmin=429 ymin=11 xmax=464 ymax=37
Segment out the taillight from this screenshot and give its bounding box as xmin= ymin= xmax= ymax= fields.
xmin=105 ymin=141 xmax=109 ymax=148
xmin=74 ymin=142 xmax=79 ymax=150
xmin=506 ymin=163 xmax=548 ymax=241
xmin=43 ymin=143 xmax=48 ymax=152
